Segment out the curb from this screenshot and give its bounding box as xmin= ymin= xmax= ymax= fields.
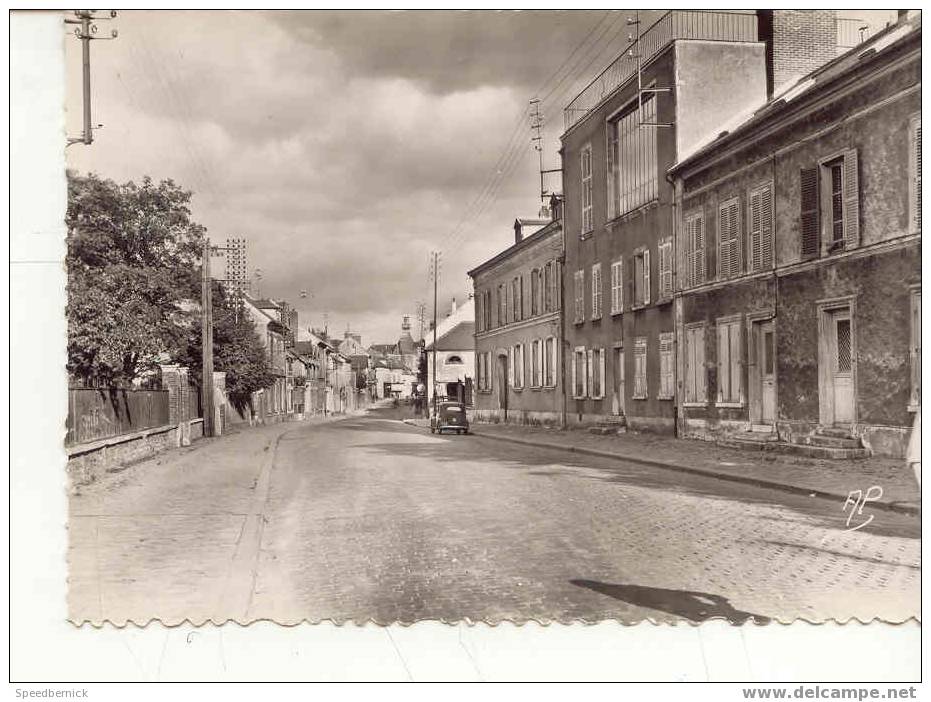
xmin=403 ymin=420 xmax=919 ymax=517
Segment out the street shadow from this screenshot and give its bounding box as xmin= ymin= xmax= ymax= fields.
xmin=570 ymin=579 xmax=771 ymax=624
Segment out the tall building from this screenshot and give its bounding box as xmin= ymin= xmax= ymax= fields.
xmin=560 ymin=10 xmax=866 ymax=433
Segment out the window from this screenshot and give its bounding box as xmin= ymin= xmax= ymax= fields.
xmin=910 ymin=114 xmax=922 ymax=232
xmin=543 ymin=262 xmax=553 ymax=312
xmin=497 ymin=284 xmax=506 ymax=327
xmin=684 ymin=209 xmax=706 ymax=287
xmin=591 ymin=263 xmax=603 ymax=320
xmin=800 ymin=150 xmax=860 ymax=258
xmin=477 ymin=353 xmax=486 ymax=390
xmin=658 ymin=332 xmax=674 ymax=399
xmin=531 ymin=339 xmax=542 ymax=388
xmin=658 ymin=237 xmax=673 ymax=300
xmin=446 ymin=355 xmax=463 ymax=365
xmin=911 ymin=288 xmax=921 ymax=409
xmin=634 ymin=248 xmax=651 ymax=307
xmin=531 ymin=268 xmax=540 ymax=316
xmin=476 ymin=292 xmax=485 ymax=332
xmin=718 ymin=197 xmax=741 ymax=279
xmin=608 ymin=96 xmax=659 ymax=217
xmin=581 ymin=144 xmax=593 ymax=235
xmin=512 ymin=344 xmax=524 ymax=389
xmin=748 ymin=183 xmax=774 ymax=272
xmin=606 ymin=258 xmax=622 ymax=316
xmin=684 ymin=324 xmax=706 ymax=404
xmin=716 ymin=318 xmax=744 ymax=405
xmin=544 ymin=337 xmax=557 ymax=387
xmin=590 ymin=348 xmax=606 ymax=399
xmin=573 ymin=269 xmax=585 ymax=323
xmin=633 ymin=337 xmax=648 ymax=399
xmin=511 ymin=276 xmax=523 ymax=322
xmin=572 ymin=347 xmax=587 ymax=399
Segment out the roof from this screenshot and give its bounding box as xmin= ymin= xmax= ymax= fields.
xmin=670 ymin=13 xmax=921 ymax=176
xmin=431 ymin=322 xmax=475 ymax=352
xmin=424 ymin=296 xmax=475 ymax=351
xmin=468 ymin=218 xmax=562 ymax=278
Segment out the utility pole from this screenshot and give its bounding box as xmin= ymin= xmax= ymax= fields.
xmin=530 ymin=98 xmax=563 ymax=212
xmin=431 ymin=251 xmax=439 ymax=413
xmin=65 ymin=10 xmax=117 ymax=147
xmin=201 ymin=238 xmax=242 ymax=438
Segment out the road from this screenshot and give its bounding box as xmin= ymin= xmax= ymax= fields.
xmin=68 ymin=412 xmax=920 ymax=625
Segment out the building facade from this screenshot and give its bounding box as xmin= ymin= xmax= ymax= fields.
xmin=560 ymin=10 xmax=770 ymax=432
xmin=469 ymin=215 xmax=564 ymax=424
xmin=424 ymin=296 xmax=476 ymax=405
xmin=671 ymin=14 xmax=921 ymax=457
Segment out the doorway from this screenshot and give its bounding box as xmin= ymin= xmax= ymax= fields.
xmin=612 ymin=348 xmax=626 ymax=416
xmin=749 ymin=319 xmax=776 ymax=425
xmin=818 ymin=303 xmax=856 ymax=426
xmin=496 ymin=354 xmax=509 ymax=418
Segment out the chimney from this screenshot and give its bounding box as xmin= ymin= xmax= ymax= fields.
xmin=514 ymin=219 xmax=523 ymax=245
xmin=757 ymin=10 xmax=838 ymax=97
xmin=401 ymin=315 xmax=411 ymax=332
xmin=451 ymin=297 xmax=457 ymax=315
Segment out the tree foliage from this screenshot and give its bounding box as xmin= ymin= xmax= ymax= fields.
xmin=177 ymin=283 xmax=276 ymax=408
xmin=66 ymin=172 xmax=205 ymax=384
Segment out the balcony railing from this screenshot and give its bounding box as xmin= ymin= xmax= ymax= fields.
xmin=564 ymin=10 xmax=759 ymax=131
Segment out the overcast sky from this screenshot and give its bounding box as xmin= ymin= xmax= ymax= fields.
xmin=65 ymin=9 xmax=896 ymax=346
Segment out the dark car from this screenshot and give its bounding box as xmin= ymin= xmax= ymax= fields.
xmin=430 ymin=401 xmax=470 ymax=435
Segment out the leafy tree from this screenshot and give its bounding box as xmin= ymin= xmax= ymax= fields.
xmin=178 ymin=283 xmax=276 ymax=410
xmin=66 ymin=172 xmax=204 ymax=384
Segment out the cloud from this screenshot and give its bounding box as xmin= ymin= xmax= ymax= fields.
xmin=65 ymin=10 xmax=610 ymax=344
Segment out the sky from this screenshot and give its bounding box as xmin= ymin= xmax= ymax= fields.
xmin=64 ymin=9 xmax=897 ymax=347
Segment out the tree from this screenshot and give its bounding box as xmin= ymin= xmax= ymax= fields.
xmin=66 ymin=172 xmax=205 ymax=384
xmin=176 ymin=283 xmax=276 ymax=411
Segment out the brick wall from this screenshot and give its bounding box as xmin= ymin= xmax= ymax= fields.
xmin=772 ymin=10 xmax=836 ymax=91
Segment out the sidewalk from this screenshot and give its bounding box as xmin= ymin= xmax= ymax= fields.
xmin=403 ymin=419 xmax=920 ymax=515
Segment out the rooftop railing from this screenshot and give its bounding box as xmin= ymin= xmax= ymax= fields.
xmin=563 ymin=10 xmax=759 ymax=132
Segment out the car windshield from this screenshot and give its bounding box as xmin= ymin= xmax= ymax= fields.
xmin=441 ymin=404 xmax=463 ymax=412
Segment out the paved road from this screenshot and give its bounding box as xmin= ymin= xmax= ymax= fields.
xmin=68 ymin=413 xmax=920 ymax=625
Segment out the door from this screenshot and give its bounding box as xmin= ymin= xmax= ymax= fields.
xmin=496 ymin=354 xmax=508 ymax=414
xmin=613 ymin=348 xmax=626 ymax=416
xmin=759 ymin=321 xmax=776 ymax=423
xmin=830 ymin=310 xmax=854 ymax=424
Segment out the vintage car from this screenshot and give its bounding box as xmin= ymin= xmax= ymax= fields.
xmin=430 ymin=401 xmax=470 ymax=435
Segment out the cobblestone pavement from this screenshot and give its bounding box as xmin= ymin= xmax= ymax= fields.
xmin=68 ymin=414 xmax=920 ymax=625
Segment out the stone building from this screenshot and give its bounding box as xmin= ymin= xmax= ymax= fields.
xmin=670 ymin=12 xmax=921 ymax=457
xmin=468 ymin=211 xmax=563 ymax=424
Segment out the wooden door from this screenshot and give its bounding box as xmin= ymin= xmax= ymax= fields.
xmin=830 ymin=310 xmax=854 ymax=424
xmin=759 ymin=321 xmax=776 ymax=423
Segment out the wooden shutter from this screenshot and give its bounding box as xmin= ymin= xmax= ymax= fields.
xmin=586 ymin=349 xmax=593 ymax=398
xmin=607 ymin=127 xmax=617 ymax=221
xmin=571 ymin=350 xmax=578 ymax=398
xmin=760 ymin=185 xmax=773 ymax=269
xmin=730 ymin=322 xmax=742 ymax=403
xmin=642 ymin=249 xmax=651 ymax=305
xmin=716 ymin=324 xmax=727 ymax=402
xmin=749 ymin=189 xmax=763 ymax=271
xmin=598 ymin=349 xmax=606 ymax=399
xmin=911 ymin=117 xmax=922 ymax=232
xmin=800 ymin=167 xmax=820 ymax=258
xmin=696 ymin=326 xmax=706 ymax=402
xmin=627 ymin=255 xmax=636 ymax=308
xmin=508 ymin=347 xmax=514 ymax=387
xmin=911 ymin=291 xmax=921 ymax=406
xmin=842 ymin=149 xmax=860 ymax=248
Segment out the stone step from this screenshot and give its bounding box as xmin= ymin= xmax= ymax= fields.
xmin=749 ymin=424 xmax=775 ymax=434
xmin=719 ymin=436 xmax=869 ymax=460
xmin=817 ymin=425 xmax=856 ymax=439
xmin=804 ymin=434 xmax=863 ymax=449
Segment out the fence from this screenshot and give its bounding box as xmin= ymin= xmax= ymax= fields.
xmin=66 ymin=388 xmax=171 ymax=446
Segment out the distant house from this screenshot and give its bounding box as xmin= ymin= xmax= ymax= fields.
xmin=243 ymin=295 xmax=290 ymax=422
xmin=424 ymin=297 xmax=475 ymax=405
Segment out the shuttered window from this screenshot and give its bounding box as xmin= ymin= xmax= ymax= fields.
xmin=573 ymin=269 xmax=585 ymax=323
xmin=610 ymin=257 xmax=624 ymax=315
xmin=530 ymin=269 xmax=539 ymax=316
xmin=591 ymin=348 xmax=605 ymax=399
xmin=634 ymin=248 xmax=651 ymax=307
xmin=658 ymin=237 xmax=673 ymax=300
xmin=544 ymin=337 xmax=557 ymax=387
xmin=581 ymin=145 xmax=593 ymax=235
xmin=684 ymin=210 xmax=705 ymax=287
xmin=911 ymin=289 xmax=921 ymax=409
xmin=684 ymin=325 xmax=706 ymax=404
xmin=606 ymin=123 xmax=618 ymax=220
xmin=531 ymin=339 xmax=542 ymax=387
xmin=658 ymin=332 xmax=674 ymax=399
xmin=512 ymin=344 xmax=524 ymax=389
xmin=716 ymin=319 xmax=743 ymax=404
xmin=749 ymin=183 xmax=774 ymax=272
xmin=910 ymin=115 xmax=922 ymax=232
xmin=800 ymin=167 xmax=820 ymax=259
xmin=718 ymin=197 xmax=741 ymax=279
xmin=633 ymin=337 xmax=648 ymax=399
xmin=591 ymin=263 xmax=603 ymax=320
xmin=572 ymin=347 xmax=587 ymax=399
xmin=613 ymin=97 xmax=659 ymax=215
